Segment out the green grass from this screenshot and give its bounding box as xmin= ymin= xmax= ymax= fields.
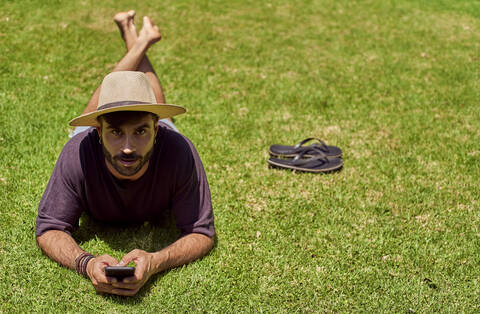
xmin=1 ymin=0 xmax=480 ymax=311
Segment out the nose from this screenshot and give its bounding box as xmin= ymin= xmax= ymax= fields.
xmin=121 ymin=135 xmax=135 ymax=154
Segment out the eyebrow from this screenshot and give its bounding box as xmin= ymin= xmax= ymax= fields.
xmin=105 ymin=123 xmax=152 ymax=130
xmin=135 ymin=123 xmax=151 ymax=130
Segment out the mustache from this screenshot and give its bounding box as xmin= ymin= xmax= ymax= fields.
xmin=114 ymin=153 xmax=140 ymax=161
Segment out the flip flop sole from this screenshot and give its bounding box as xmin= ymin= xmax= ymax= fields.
xmin=267 ymin=157 xmax=343 ymax=173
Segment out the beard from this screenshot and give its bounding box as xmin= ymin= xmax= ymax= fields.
xmin=102 ymin=145 xmax=154 ymax=177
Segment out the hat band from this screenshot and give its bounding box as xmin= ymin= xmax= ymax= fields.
xmin=97 ymin=100 xmax=151 ymax=111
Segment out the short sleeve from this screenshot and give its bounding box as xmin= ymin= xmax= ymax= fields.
xmin=35 ymin=140 xmax=85 ymax=237
xmin=171 ymin=138 xmax=215 ymax=238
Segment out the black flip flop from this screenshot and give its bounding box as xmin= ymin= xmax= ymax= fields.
xmin=267 ymin=149 xmax=343 ymax=173
xmin=269 ymin=137 xmax=343 ymax=158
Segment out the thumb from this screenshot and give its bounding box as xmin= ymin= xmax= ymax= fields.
xmin=99 ymin=254 xmax=119 ymax=266
xmin=117 ymin=259 xmax=128 ymax=266
xmin=117 ymin=250 xmax=137 ymax=266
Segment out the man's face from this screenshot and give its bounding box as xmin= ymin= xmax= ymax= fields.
xmin=97 ymin=114 xmax=158 ymax=180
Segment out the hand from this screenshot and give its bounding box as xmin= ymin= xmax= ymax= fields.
xmin=86 ymin=254 xmax=119 ymax=295
xmin=110 ymin=249 xmax=156 ymax=296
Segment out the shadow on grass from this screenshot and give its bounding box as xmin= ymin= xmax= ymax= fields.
xmin=97 ymin=272 xmax=169 ymax=302
xmin=72 ymin=213 xmax=217 ymax=301
xmin=74 ymin=213 xmax=181 ymax=253
xmin=267 ymin=163 xmax=344 ymax=174
xmin=72 ymin=214 xmax=178 ymax=300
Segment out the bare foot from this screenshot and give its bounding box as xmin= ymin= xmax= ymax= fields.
xmin=138 ymin=16 xmax=162 ymax=47
xmin=114 ymin=10 xmax=137 ymax=49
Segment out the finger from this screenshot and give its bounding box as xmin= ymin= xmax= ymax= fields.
xmin=95 ymin=282 xmax=115 ymax=292
xmin=132 ymin=262 xmax=147 ymax=282
xmin=118 ymin=249 xmax=140 ymax=266
xmin=128 ymin=10 xmax=135 ymax=18
xmin=92 ymin=262 xmax=113 ymax=284
xmin=93 ymin=270 xmax=109 ymax=284
xmin=94 ymin=281 xmax=128 ymax=296
xmin=111 ymin=287 xmax=139 ymax=297
xmin=99 ymin=254 xmax=119 ymax=265
xmin=89 ymin=276 xmax=98 ymax=286
xmin=120 ymin=275 xmax=140 ymax=284
xmin=111 ymin=279 xmax=140 ymax=289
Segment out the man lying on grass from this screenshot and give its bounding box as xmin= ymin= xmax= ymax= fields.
xmin=35 ymin=11 xmax=215 ymax=297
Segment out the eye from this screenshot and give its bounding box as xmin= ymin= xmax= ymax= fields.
xmin=136 ymin=128 xmax=146 ymax=135
xmin=111 ymin=129 xmax=122 ymax=136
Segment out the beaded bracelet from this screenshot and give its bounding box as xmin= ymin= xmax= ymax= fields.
xmin=74 ymin=252 xmax=95 ymax=277
xmin=74 ymin=252 xmax=89 ymax=273
xmin=80 ymin=255 xmax=94 ymax=278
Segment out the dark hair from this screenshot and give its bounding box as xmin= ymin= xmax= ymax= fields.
xmin=98 ymin=111 xmax=159 ymax=128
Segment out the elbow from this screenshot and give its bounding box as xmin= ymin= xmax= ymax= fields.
xmin=36 ymin=232 xmax=49 ymax=251
xmin=205 ymin=234 xmax=215 ymax=252
xmin=192 ymin=232 xmax=215 ymax=253
xmin=35 ymin=230 xmax=62 ymax=251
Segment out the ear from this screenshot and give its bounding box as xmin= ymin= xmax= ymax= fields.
xmin=154 ymin=122 xmax=159 ymax=137
xmin=96 ymin=126 xmax=102 ymax=139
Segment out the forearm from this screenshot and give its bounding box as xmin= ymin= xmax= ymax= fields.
xmin=36 ymin=230 xmax=85 ymax=269
xmin=151 ymin=233 xmax=214 ymax=274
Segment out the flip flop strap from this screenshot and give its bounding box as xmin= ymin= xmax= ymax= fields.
xmin=294 ymin=137 xmax=328 ymax=152
xmin=291 ymin=147 xmax=328 ymax=166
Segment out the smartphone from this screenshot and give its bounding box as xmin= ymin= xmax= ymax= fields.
xmin=105 ymin=266 xmax=135 ymax=279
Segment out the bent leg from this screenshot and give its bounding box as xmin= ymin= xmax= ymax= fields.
xmin=114 ymin=11 xmax=166 ymax=104
xmin=82 ymin=14 xmax=163 ymax=114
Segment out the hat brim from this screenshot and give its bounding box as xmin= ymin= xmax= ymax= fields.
xmin=69 ymin=103 xmax=186 ymax=127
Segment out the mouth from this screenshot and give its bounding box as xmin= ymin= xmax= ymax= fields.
xmin=119 ymin=157 xmax=139 ymax=167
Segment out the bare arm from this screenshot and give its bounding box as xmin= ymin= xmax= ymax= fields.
xmin=36 ymin=230 xmax=85 ymax=269
xmin=37 ymin=230 xmax=119 ymax=294
xmin=151 ymin=233 xmax=214 ymax=273
xmin=109 ymin=233 xmax=214 ymax=296
xmin=37 ymin=230 xmax=213 ymax=297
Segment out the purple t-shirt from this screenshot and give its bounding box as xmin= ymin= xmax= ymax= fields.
xmin=35 ymin=123 xmax=215 ymax=238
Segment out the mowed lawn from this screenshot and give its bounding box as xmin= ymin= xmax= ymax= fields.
xmin=1 ymin=0 xmax=479 ymax=311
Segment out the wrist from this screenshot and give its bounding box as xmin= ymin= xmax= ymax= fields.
xmin=75 ymin=252 xmax=95 ymax=277
xmin=85 ymin=257 xmax=96 ymax=279
xmin=151 ymin=250 xmax=169 ymax=275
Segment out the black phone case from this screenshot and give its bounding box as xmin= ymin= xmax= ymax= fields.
xmin=105 ymin=266 xmax=135 ymax=278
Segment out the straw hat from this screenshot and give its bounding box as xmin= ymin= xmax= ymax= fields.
xmin=69 ymin=71 xmax=186 ymax=127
